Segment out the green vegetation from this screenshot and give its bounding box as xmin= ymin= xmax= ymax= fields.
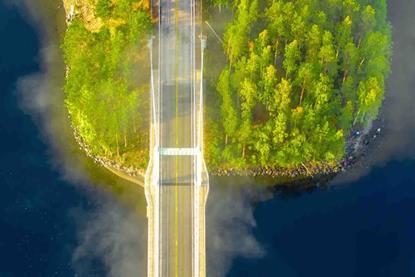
xmin=62 ymin=0 xmax=391 ymax=178
xmin=62 ymin=0 xmax=151 ymax=171
xmin=205 ymin=0 xmax=391 ymax=171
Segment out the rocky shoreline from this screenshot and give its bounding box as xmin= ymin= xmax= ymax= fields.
xmin=72 ymin=126 xmax=146 ymax=178
xmin=211 ymin=162 xmax=340 ymax=178
xmin=210 ymin=119 xmax=384 ymax=180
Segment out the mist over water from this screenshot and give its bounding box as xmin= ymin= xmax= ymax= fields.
xmin=72 ymin=195 xmax=147 ymax=277
xmin=206 ymin=182 xmax=266 ymax=277
xmin=381 ymin=0 xmax=415 ymax=159
xmin=335 ymin=0 xmax=415 ymax=183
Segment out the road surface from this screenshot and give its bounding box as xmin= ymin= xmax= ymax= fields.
xmin=145 ymin=0 xmax=208 ymax=276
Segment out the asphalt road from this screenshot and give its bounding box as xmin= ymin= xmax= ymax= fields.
xmin=158 ymin=0 xmax=197 ymax=276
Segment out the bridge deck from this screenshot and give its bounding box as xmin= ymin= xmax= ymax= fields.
xmin=160 ymin=185 xmax=193 ymax=277
xmin=156 ymin=0 xmax=201 ymax=276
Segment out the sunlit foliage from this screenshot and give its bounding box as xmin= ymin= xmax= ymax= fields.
xmin=62 ymin=0 xmax=152 ymax=169
xmin=206 ymin=0 xmax=391 ymax=169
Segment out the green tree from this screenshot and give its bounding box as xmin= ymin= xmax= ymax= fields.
xmin=217 ymin=68 xmax=239 ymax=144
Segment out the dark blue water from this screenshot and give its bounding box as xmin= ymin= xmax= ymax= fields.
xmin=228 ymin=161 xmax=415 ymax=277
xmin=0 ymin=2 xmax=96 ymax=276
xmin=1 ymin=1 xmax=415 ymax=277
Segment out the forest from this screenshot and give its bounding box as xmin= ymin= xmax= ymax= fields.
xmin=62 ymin=0 xmax=151 ymax=171
xmin=205 ymin=0 xmax=391 ymax=171
xmin=62 ymin=0 xmax=391 ymax=176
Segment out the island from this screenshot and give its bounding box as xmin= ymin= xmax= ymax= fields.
xmin=61 ymin=0 xmax=391 ymax=181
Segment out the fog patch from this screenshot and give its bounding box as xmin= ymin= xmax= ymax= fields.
xmin=380 ymin=0 xmax=415 ymax=159
xmin=334 ymin=0 xmax=415 ymax=184
xmin=11 ymin=0 xmax=91 ymax=185
xmin=72 ymin=195 xmax=147 ymax=277
xmin=207 ymin=183 xmax=265 ymax=277
xmin=15 ymin=47 xmax=90 ymax=184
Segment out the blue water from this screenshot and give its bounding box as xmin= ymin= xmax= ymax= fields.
xmin=228 ymin=161 xmax=415 ymax=277
xmin=0 ymin=3 xmax=94 ymax=276
xmin=1 ymin=1 xmax=415 ymax=277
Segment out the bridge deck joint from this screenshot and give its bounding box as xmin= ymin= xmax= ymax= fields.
xmin=159 ymin=147 xmax=200 ymax=156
